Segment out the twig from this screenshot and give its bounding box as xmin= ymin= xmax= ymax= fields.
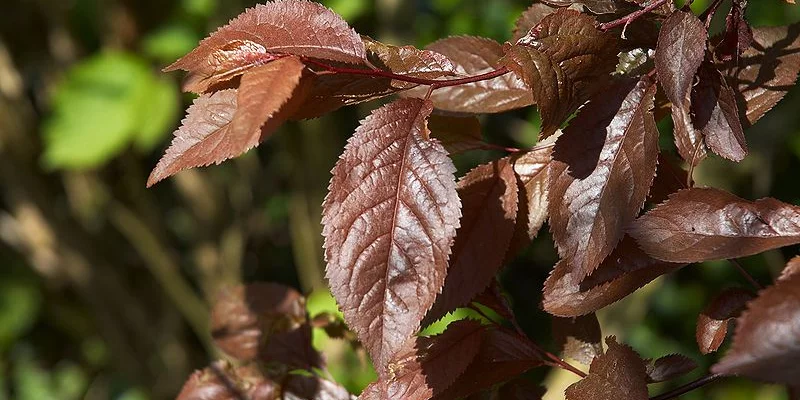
xmin=302 ymin=57 xmax=510 ymax=89
xmin=650 ymin=373 xmax=724 ymax=400
xmin=729 ymin=258 xmax=764 ymax=290
xmin=599 ymin=0 xmax=670 ymax=31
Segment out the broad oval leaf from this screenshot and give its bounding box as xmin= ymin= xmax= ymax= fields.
xmin=628 ymin=188 xmax=800 ymax=263
xmin=424 ymin=157 xmax=518 ymax=325
xmin=696 ymin=288 xmax=754 ymax=354
xmin=722 ymin=23 xmax=800 ymax=127
xmin=565 ymin=337 xmax=648 ymax=400
xmin=645 ymin=354 xmax=698 ymax=383
xmin=693 ymin=62 xmax=747 ymax=162
xmin=360 ymin=320 xmax=485 ymax=400
xmin=552 ymin=313 xmax=603 ymax=365
xmin=501 ymin=9 xmax=619 ymax=136
xmin=548 ymin=78 xmax=659 ymax=283
xmin=404 ymin=36 xmax=534 ymax=114
xmin=167 ymin=0 xmax=366 ymax=92
xmin=712 ymin=270 xmax=800 ymax=383
xmin=542 ymin=236 xmax=687 ymax=317
xmin=322 ymin=98 xmax=461 ymax=374
xmin=148 ymin=57 xmax=306 ymax=186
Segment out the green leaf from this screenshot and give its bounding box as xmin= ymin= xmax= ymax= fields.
xmin=0 ymin=277 xmax=40 ymax=352
xmin=43 ymin=52 xmax=178 ymax=169
xmin=142 ymin=25 xmax=200 ymax=64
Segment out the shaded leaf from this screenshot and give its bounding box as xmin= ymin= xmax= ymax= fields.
xmin=148 ymin=57 xmax=306 ymax=186
xmin=693 ymin=62 xmax=748 ymax=162
xmin=360 ymin=320 xmax=485 ymax=400
xmin=721 ymin=23 xmax=800 ymax=127
xmin=565 ymin=337 xmax=648 ymax=400
xmin=512 ymin=134 xmax=557 ymax=247
xmin=363 ymin=36 xmax=457 ymax=88
xmin=423 ymin=157 xmax=518 ymax=325
xmin=433 ymin=327 xmax=543 ymax=400
xmin=427 ymin=114 xmax=484 ymax=154
xmin=648 ymin=153 xmax=688 ymax=205
xmin=548 ymin=78 xmax=659 ymax=283
xmin=167 ymin=0 xmax=366 ymax=92
xmin=697 ymin=288 xmax=754 ymax=354
xmin=628 ymin=188 xmax=800 ymax=263
xmin=552 ymin=313 xmax=603 ymax=365
xmin=779 ymin=255 xmax=800 ymax=281
xmin=210 ymin=283 xmax=321 ymax=369
xmin=543 ymin=236 xmax=687 ymax=317
xmin=715 ymin=1 xmax=753 ymax=62
xmin=289 ymin=68 xmax=396 ymax=120
xmin=655 ymin=10 xmax=708 ymax=166
xmin=322 ymin=98 xmax=461 ymax=375
xmin=540 ymin=0 xmax=634 ymax=14
xmin=645 ymin=354 xmax=698 ymax=383
xmin=283 ymin=375 xmax=355 ymax=400
xmin=177 ymin=361 xmax=277 ymax=400
xmin=512 ymin=3 xmax=558 ymax=42
xmin=404 ymin=36 xmax=534 ymax=113
xmin=712 ymin=270 xmax=800 ymax=383
xmin=501 ymin=9 xmax=619 ymax=136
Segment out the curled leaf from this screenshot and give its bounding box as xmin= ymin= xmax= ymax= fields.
xmin=693 ymin=62 xmax=748 ymax=162
xmin=712 ymin=269 xmax=800 ymax=383
xmin=502 ymin=9 xmax=619 ymax=136
xmin=552 ymin=313 xmax=603 ymax=365
xmin=322 ymin=98 xmax=461 ymax=374
xmin=645 ymin=354 xmax=698 ymax=383
xmin=628 ymin=188 xmax=800 ymax=263
xmin=696 ymin=288 xmax=754 ymax=354
xmin=167 ymin=0 xmax=366 ymax=92
xmin=548 ymin=78 xmax=659 ymax=283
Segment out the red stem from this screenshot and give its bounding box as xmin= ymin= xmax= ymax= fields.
xmin=599 ymin=0 xmax=670 ymax=31
xmin=650 ymin=373 xmax=724 ymax=400
xmin=302 ymin=57 xmax=510 ymax=89
xmin=729 ymin=258 xmax=764 ymax=290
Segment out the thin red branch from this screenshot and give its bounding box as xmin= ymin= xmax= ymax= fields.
xmin=599 ymin=0 xmax=670 ymax=31
xmin=650 ymin=373 xmax=724 ymax=400
xmin=302 ymin=57 xmax=510 ymax=89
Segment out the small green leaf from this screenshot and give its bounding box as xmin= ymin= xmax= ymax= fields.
xmin=142 ymin=25 xmax=200 ymax=64
xmin=135 ymin=77 xmax=179 ymax=151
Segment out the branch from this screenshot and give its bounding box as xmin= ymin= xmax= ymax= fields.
xmin=599 ymin=0 xmax=670 ymax=31
xmin=302 ymin=57 xmax=510 ymax=89
xmin=650 ymin=373 xmax=725 ymax=400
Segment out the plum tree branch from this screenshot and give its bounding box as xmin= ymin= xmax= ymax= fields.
xmin=599 ymin=0 xmax=670 ymax=31
xmin=650 ymin=373 xmax=724 ymax=400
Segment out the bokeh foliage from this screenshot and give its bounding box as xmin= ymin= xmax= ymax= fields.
xmin=0 ymin=0 xmax=798 ymax=399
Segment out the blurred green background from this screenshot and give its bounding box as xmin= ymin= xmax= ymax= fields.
xmin=0 ymin=0 xmax=799 ymax=399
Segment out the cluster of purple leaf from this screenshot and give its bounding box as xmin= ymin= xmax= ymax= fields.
xmin=152 ymin=0 xmax=800 ymax=399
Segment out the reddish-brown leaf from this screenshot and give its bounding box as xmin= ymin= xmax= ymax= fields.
xmin=645 ymin=354 xmax=698 ymax=383
xmin=697 ymin=288 xmax=754 ymax=354
xmin=167 ymin=0 xmax=365 ymax=92
xmin=360 ymin=320 xmax=485 ymax=400
xmin=427 ymin=114 xmax=484 ymax=154
xmin=540 ymin=0 xmax=634 ymax=14
xmin=512 ymin=3 xmax=558 ymax=41
xmin=177 ymin=361 xmax=276 ymax=400
xmin=542 ymin=236 xmax=687 ymax=317
xmin=628 ymin=188 xmax=800 ymax=263
xmin=715 ymin=1 xmax=753 ymax=62
xmin=565 ymin=337 xmax=648 ymax=400
xmin=780 ymin=255 xmax=800 ymax=281
xmin=433 ymin=327 xmax=543 ymax=400
xmin=289 ymin=71 xmax=396 ymax=120
xmin=424 ymin=157 xmax=518 ymax=325
xmin=513 ymin=135 xmax=557 ymax=243
xmin=322 ymin=98 xmax=461 ymax=375
xmin=722 ymin=24 xmax=800 ymax=127
xmin=548 ymin=78 xmax=659 ymax=283
xmin=210 ymin=283 xmax=321 ymax=369
xmin=404 ymin=36 xmax=534 ymax=113
xmin=656 ymin=10 xmax=708 ymax=166
xmin=552 ymin=313 xmax=603 ymax=365
xmin=363 ymin=36 xmax=456 ymax=88
xmin=712 ymin=271 xmax=800 ymax=383
xmin=501 ymin=9 xmax=619 ymax=136
xmin=693 ymin=62 xmax=748 ymax=162
xmin=148 ymin=57 xmax=306 ymax=186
